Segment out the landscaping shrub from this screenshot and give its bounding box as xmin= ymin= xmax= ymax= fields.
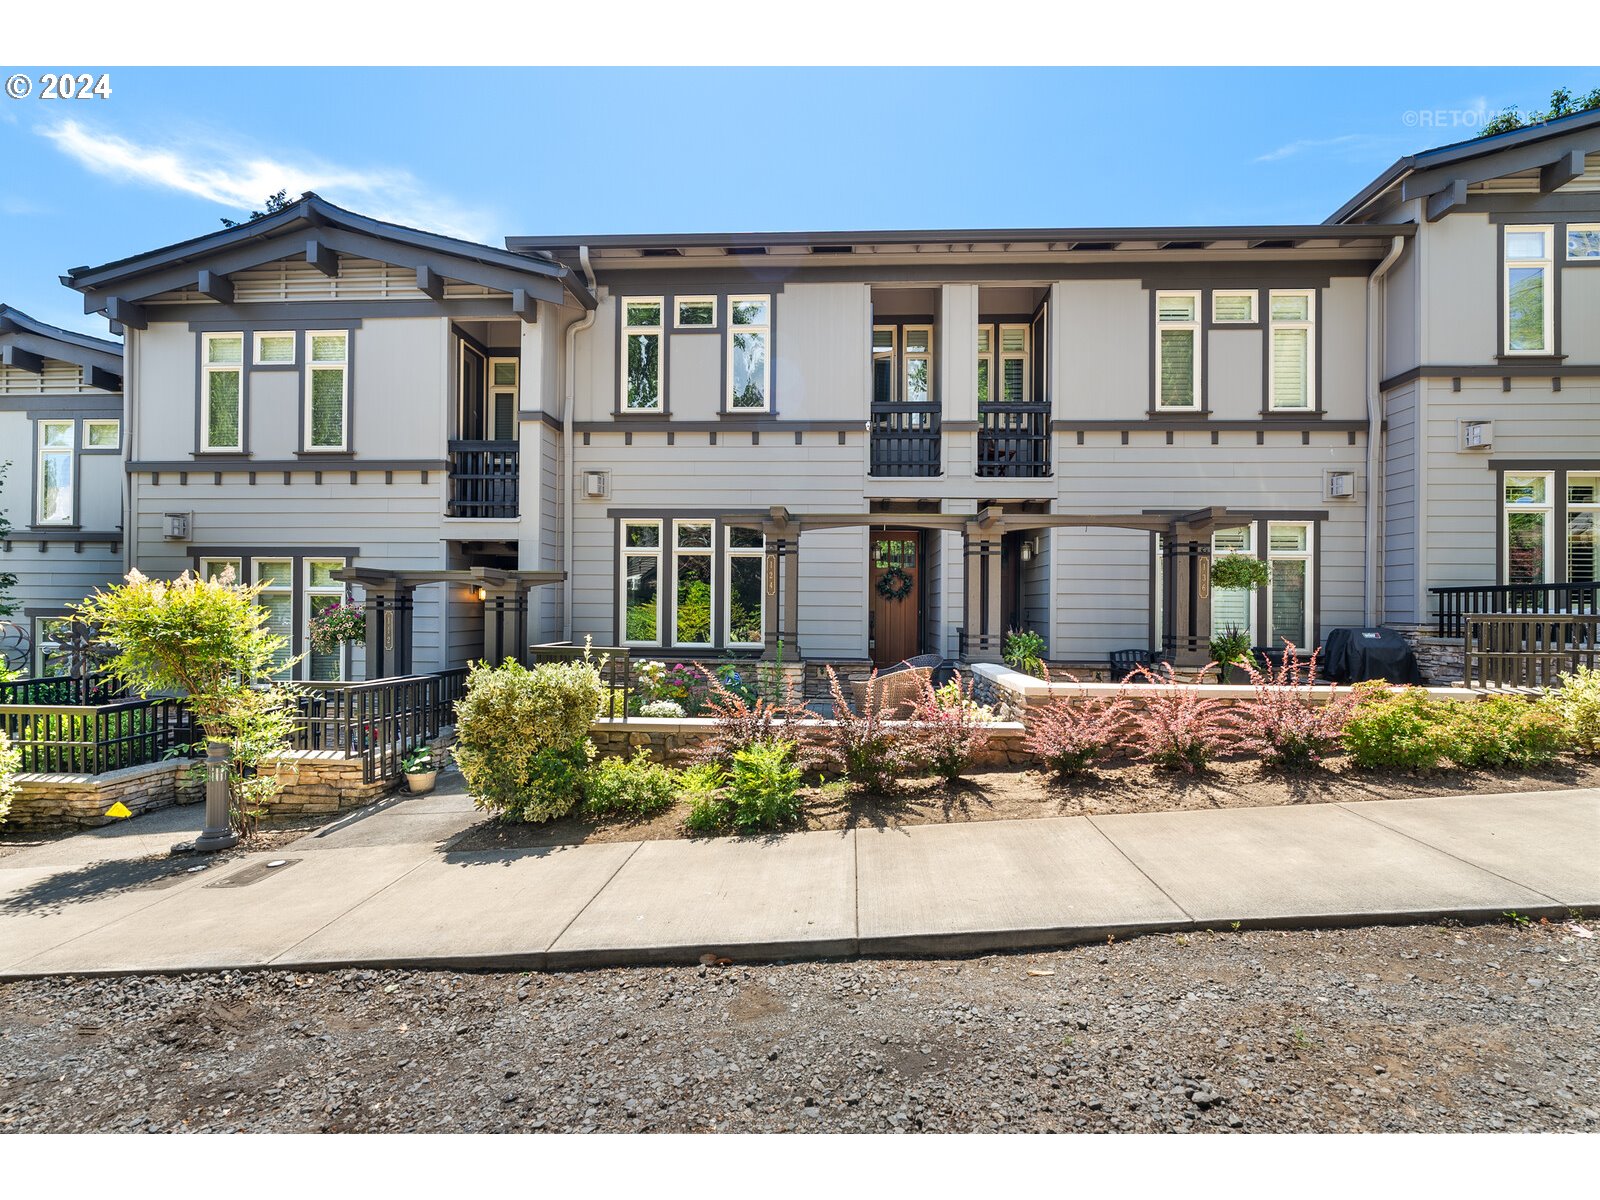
xmin=453 ymin=657 xmax=603 ymax=823
xmin=727 ymin=739 xmax=803 ymax=830
xmin=1022 ymin=685 xmax=1129 ymax=778
xmin=0 ymin=729 xmax=19 ymax=827
xmin=689 ymin=666 xmax=805 ymax=765
xmin=583 ymin=748 xmax=677 ymax=819
xmin=1003 ymin=628 xmax=1047 ymax=677
xmin=638 ymin=699 xmax=686 ymax=718
xmin=679 ymin=762 xmax=731 ymax=834
xmin=1234 ymin=645 xmax=1359 ymax=770
xmin=908 ymin=672 xmax=994 ymax=784
xmin=812 ymin=667 xmax=924 ymax=793
xmin=1445 ymin=696 xmax=1567 ymax=770
xmin=1549 ymin=664 xmax=1600 ymax=753
xmin=1121 ymin=667 xmax=1239 ymax=773
xmin=1341 ymin=683 xmax=1449 ymax=772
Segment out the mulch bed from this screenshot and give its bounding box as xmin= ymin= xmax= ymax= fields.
xmin=449 ymin=753 xmax=1600 ymax=852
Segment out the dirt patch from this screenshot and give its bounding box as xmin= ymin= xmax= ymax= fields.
xmin=451 ymin=754 xmax=1600 ymax=851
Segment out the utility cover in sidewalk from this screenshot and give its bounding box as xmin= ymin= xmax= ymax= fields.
xmin=206 ymin=858 xmax=301 ymax=889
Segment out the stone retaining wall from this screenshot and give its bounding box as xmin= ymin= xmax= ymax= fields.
xmin=1390 ymin=624 xmax=1467 ymax=687
xmin=8 ymin=759 xmax=204 ymax=831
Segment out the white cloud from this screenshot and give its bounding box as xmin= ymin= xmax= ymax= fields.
xmin=37 ymin=118 xmax=493 ymax=242
xmin=1254 ymin=134 xmax=1375 ymax=163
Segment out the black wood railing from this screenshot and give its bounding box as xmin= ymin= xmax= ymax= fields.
xmin=1430 ymin=582 xmax=1600 ymax=638
xmin=447 ymin=440 xmax=519 ymax=518
xmin=290 ymin=668 xmax=469 ymax=783
xmin=0 ymin=696 xmax=195 ymax=775
xmin=870 ymin=405 xmax=941 ymax=477
xmin=978 ymin=403 xmax=1051 ymax=478
xmin=1464 ymin=614 xmax=1599 ymax=689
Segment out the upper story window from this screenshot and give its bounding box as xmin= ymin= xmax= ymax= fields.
xmin=902 ymin=326 xmax=932 ymax=405
xmin=728 ymin=296 xmax=771 ymax=410
xmin=306 ymin=331 xmax=349 ymax=450
xmin=976 ymin=323 xmax=1031 ymax=406
xmin=622 ymin=299 xmax=663 ymax=411
xmin=1268 ymin=291 xmax=1315 ymax=410
xmin=1504 ymin=225 xmax=1553 ymax=355
xmin=83 ymin=418 xmax=120 ymax=449
xmin=675 ymin=297 xmax=716 ymax=327
xmin=872 ymin=324 xmax=934 ymax=406
xmin=254 ymin=331 xmax=295 ymax=365
xmin=1155 ymin=292 xmax=1200 ymax=409
xmin=202 ymin=332 xmax=243 ymax=451
xmin=1569 ymin=224 xmax=1600 ymax=261
xmin=1212 ymin=291 xmax=1257 ymax=323
xmin=873 ymin=327 xmax=896 ymax=404
xmin=37 ymin=419 xmax=74 ymax=525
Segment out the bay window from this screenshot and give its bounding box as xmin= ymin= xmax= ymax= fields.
xmin=36 ymin=420 xmax=74 ymax=524
xmin=1504 ymin=225 xmax=1553 ymax=354
xmin=203 ymin=332 xmax=243 ymax=451
xmin=1268 ymin=291 xmax=1315 ymax=410
xmin=728 ymin=296 xmax=770 ymax=410
xmin=622 ymin=299 xmax=663 ymax=411
xmin=306 ymin=331 xmax=349 ymax=449
xmin=622 ymin=520 xmax=663 ymax=646
xmin=1155 ymin=292 xmax=1200 ymax=409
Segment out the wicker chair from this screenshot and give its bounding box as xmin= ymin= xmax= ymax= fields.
xmin=851 ymin=653 xmax=943 ymax=716
xmin=1108 ymin=648 xmax=1172 ymax=683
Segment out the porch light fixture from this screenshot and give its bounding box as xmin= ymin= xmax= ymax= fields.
xmin=475 ymin=586 xmax=488 ymax=601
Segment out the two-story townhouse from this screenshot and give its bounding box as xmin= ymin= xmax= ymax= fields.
xmin=1329 ymin=108 xmax=1600 ymax=672
xmin=0 ymin=306 xmax=125 ymax=675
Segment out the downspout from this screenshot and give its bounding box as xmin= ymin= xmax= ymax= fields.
xmin=121 ymin=329 xmax=136 ymax=575
xmin=1363 ymin=234 xmax=1406 ymax=626
xmin=561 ymin=246 xmax=597 ymax=642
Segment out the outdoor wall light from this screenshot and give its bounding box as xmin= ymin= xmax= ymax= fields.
xmin=475 ymin=586 xmax=488 ymax=601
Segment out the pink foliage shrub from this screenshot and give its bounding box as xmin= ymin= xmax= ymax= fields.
xmin=907 ymin=672 xmax=993 ymax=784
xmin=1121 ymin=665 xmax=1240 ymax=773
xmin=1022 ymin=676 xmax=1130 ymax=777
xmin=1233 ymin=644 xmax=1360 ymax=770
xmin=812 ymin=667 xmax=924 ymax=793
xmin=688 ymin=664 xmax=807 ymax=765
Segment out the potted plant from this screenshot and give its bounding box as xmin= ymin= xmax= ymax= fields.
xmin=402 ymin=745 xmax=438 ymax=794
xmin=1208 ymin=627 xmax=1255 ymax=684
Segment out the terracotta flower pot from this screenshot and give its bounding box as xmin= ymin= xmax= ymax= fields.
xmin=405 ymin=770 xmax=438 ymax=794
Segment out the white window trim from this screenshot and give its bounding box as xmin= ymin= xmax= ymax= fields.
xmin=1504 ymin=224 xmax=1554 ymax=356
xmin=727 ymin=295 xmax=772 ymax=412
xmin=903 ymin=325 xmax=934 ymax=405
xmin=1266 ymin=521 xmax=1314 ymax=650
xmin=1211 ymin=525 xmax=1258 ymax=645
xmin=1267 ymin=289 xmax=1317 ymax=411
xmin=199 ymin=557 xmax=242 ymax=585
xmin=674 ymin=296 xmax=718 ymax=328
xmin=305 ymin=557 xmax=347 ymax=683
xmin=36 ymin=419 xmax=75 ymax=526
xmin=1212 ymin=290 xmax=1258 ymax=324
xmin=1567 ymin=473 xmax=1599 ymax=583
xmin=487 ymin=356 xmax=519 ymax=442
xmin=82 ymin=418 xmax=121 ymax=450
xmin=1503 ymin=471 xmax=1556 ymax=584
xmin=621 ymin=298 xmax=665 ymax=412
xmin=305 ymin=330 xmax=350 ymax=451
xmin=725 ymin=528 xmax=766 ymax=648
xmin=620 ymin=519 xmax=664 ymax=648
xmin=873 ymin=325 xmax=897 ymax=404
xmin=1566 ymin=223 xmax=1600 ymax=261
xmin=252 ymin=558 xmax=295 ymax=682
xmin=33 ymin=616 xmax=73 ymax=678
xmin=670 ymin=520 xmax=715 ymax=649
xmin=997 ymin=323 xmax=1031 ymax=405
xmin=1155 ymin=291 xmax=1202 ymax=410
xmin=975 ymin=325 xmax=993 ymax=405
xmin=253 ymin=330 xmax=297 ymax=366
xmin=201 ymin=331 xmax=244 ymax=452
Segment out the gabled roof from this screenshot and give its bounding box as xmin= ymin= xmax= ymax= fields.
xmin=62 ymin=193 xmax=594 ymax=324
xmin=1329 ymin=107 xmax=1600 ymax=224
xmin=0 ymin=304 xmax=123 ymax=390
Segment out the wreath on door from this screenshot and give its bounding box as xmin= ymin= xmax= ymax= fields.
xmin=875 ymin=566 xmax=915 ymax=602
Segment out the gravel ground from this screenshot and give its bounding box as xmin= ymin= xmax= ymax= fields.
xmin=2 ymin=920 xmax=1595 ymax=1134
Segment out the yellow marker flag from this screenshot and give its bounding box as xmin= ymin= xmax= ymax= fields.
xmin=104 ymin=801 xmax=133 ymax=819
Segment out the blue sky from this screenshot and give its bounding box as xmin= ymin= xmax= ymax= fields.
xmin=2 ymin=66 xmax=1596 ymax=335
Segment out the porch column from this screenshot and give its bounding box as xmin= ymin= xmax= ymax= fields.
xmin=1163 ymin=523 xmax=1212 ymax=670
xmin=762 ymin=523 xmax=782 ymax=657
xmin=361 ymin=582 xmax=415 ymax=679
xmin=760 ymin=523 xmax=803 ymax=662
xmin=962 ymin=524 xmax=1004 ymax=662
xmin=481 ymin=582 xmax=530 ymax=667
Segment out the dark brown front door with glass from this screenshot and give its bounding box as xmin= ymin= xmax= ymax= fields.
xmin=870 ymin=530 xmax=922 ymax=667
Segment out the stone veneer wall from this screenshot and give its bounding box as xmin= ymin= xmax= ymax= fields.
xmin=1390 ymin=624 xmax=1467 ymax=687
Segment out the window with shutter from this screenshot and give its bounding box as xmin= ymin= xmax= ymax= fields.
xmin=1568 ymin=475 xmax=1598 ymax=584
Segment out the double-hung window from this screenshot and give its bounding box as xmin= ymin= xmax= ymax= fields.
xmin=622 ymin=300 xmax=663 ymax=411
xmin=621 ymin=520 xmax=663 ymax=646
xmin=726 ymin=527 xmax=765 ymax=647
xmin=728 ymin=296 xmax=771 ymax=410
xmin=672 ymin=521 xmax=714 ymax=647
xmin=1268 ymin=291 xmax=1315 ymax=410
xmin=307 ymin=331 xmax=349 ymax=449
xmin=1504 ymin=225 xmax=1554 ymax=354
xmin=1566 ymin=224 xmax=1600 ymax=262
xmin=1569 ymin=474 xmax=1599 ymax=584
xmin=1155 ymin=292 xmax=1200 ymax=409
xmin=1504 ymin=473 xmax=1554 ymax=583
xmin=36 ymin=420 xmax=74 ymax=525
xmin=202 ymin=332 xmax=243 ymax=451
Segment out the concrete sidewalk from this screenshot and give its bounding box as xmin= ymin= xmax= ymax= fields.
xmin=2 ymin=777 xmax=1595 ymax=978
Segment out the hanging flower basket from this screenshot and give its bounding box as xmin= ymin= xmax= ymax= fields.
xmin=309 ymin=600 xmax=365 ymax=653
xmin=875 ymin=566 xmax=915 ymax=602
xmin=1210 ymin=554 xmax=1270 ymax=592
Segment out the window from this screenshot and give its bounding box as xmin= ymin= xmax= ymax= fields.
xmin=903 ymin=325 xmax=933 ymax=405
xmin=1266 ymin=523 xmax=1313 ymax=650
xmin=253 ymin=559 xmax=295 ymax=681
xmin=872 ymin=326 xmax=896 ymax=405
xmin=488 ymin=357 xmax=518 ymax=442
xmin=83 ymin=419 xmax=120 ymax=449
xmin=36 ymin=420 xmax=74 ymax=524
xmin=1504 ymin=473 xmax=1553 ymax=584
xmin=1567 ymin=225 xmax=1600 ymax=261
xmin=1504 ymin=225 xmax=1553 ymax=354
xmin=202 ymin=332 xmax=243 ymax=451
xmin=1211 ymin=525 xmax=1255 ymax=641
xmin=1268 ymin=291 xmax=1315 ymax=410
xmin=997 ymin=324 xmax=1029 ymax=404
xmin=1212 ymin=291 xmax=1257 ymax=323
xmin=1569 ymin=474 xmax=1599 ymax=584
xmin=728 ymin=296 xmax=771 ymax=410
xmin=672 ymin=521 xmax=714 ymax=647
xmin=621 ymin=520 xmax=662 ymax=646
xmin=726 ymin=526 xmax=765 ymax=646
xmin=675 ymin=297 xmax=716 ymax=327
xmin=976 ymin=326 xmax=992 ymax=405
xmin=199 ymin=557 xmax=242 ymax=584
xmin=622 ymin=299 xmax=663 ymax=410
xmin=306 ymin=331 xmax=348 ymax=450
xmin=306 ymin=559 xmax=347 ymax=682
xmin=32 ymin=616 xmax=76 ymax=678
xmin=1155 ymin=292 xmax=1200 ymax=409
xmin=254 ymin=331 xmax=296 ymax=365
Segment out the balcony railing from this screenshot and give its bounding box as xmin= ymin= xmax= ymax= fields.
xmin=978 ymin=403 xmax=1051 ymax=478
xmin=869 ymin=404 xmax=941 ymax=477
xmin=447 ymin=440 xmax=519 ymax=518
xmin=1430 ymin=582 xmax=1600 ymax=639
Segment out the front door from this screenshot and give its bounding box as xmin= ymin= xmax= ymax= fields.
xmin=870 ymin=530 xmax=922 ymax=667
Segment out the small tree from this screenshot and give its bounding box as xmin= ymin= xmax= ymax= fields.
xmin=221 ymin=189 xmax=292 ymax=228
xmin=1479 ymin=86 xmax=1600 ymax=137
xmin=72 ymin=568 xmax=302 ymax=836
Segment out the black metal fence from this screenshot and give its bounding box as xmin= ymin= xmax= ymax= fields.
xmin=0 ymin=672 xmax=123 ymax=707
xmin=1431 ymin=582 xmax=1600 ymax=638
xmin=289 ymin=668 xmax=469 ymax=783
xmin=447 ymin=440 xmax=519 ymax=518
xmin=0 ymin=696 xmax=195 ymax=775
xmin=529 ymin=643 xmax=633 ymax=718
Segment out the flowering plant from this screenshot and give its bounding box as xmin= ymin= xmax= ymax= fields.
xmin=309 ymin=600 xmax=364 ymax=653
